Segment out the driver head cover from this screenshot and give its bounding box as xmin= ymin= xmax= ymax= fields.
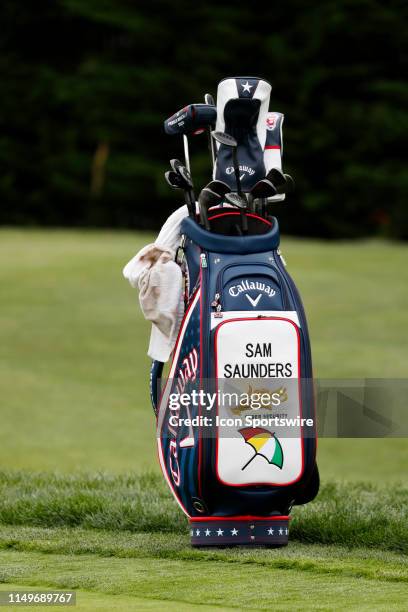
xmin=214 ymin=77 xmax=272 ymax=192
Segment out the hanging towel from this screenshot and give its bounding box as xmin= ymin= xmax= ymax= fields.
xmin=123 ymin=204 xmax=189 ymax=361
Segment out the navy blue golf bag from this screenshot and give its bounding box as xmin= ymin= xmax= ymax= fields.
xmin=152 ymin=77 xmax=318 ymax=547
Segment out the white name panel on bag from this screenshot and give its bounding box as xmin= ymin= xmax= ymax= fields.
xmin=215 ymin=317 xmax=304 ymax=486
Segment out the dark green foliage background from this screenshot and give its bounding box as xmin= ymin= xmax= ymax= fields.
xmin=1 ymin=0 xmax=407 ymax=237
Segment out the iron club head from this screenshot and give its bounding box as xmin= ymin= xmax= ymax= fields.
xmin=266 ymin=168 xmax=295 ymax=194
xmin=169 ymin=159 xmax=193 ymax=189
xmin=177 ymin=164 xmax=193 ymax=189
xmin=211 ymin=131 xmax=238 ymax=148
xmin=225 ymin=192 xmax=247 ymax=208
xmin=250 ymin=178 xmax=277 ymax=200
xmin=266 ymin=168 xmax=286 ymax=188
xmin=164 ymin=170 xmax=184 ymax=189
xmin=170 ymin=158 xmax=183 ymax=173
xmin=225 ymin=192 xmax=248 ymax=234
xmin=282 ymin=173 xmax=295 ymax=193
xmin=205 ymin=180 xmax=230 ymax=198
xmin=164 ymin=169 xmax=195 ymax=219
xmin=198 ymin=186 xmax=224 ymax=230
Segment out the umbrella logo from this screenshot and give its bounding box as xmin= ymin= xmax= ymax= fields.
xmin=239 ymin=427 xmax=284 ymax=471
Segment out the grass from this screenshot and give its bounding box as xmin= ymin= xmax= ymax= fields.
xmin=0 ymin=521 xmax=407 ymax=609
xmin=0 ymin=585 xmax=204 ymax=612
xmin=0 ymin=229 xmax=407 ymax=478
xmin=1 ymin=526 xmax=407 ymax=582
xmin=0 ymin=229 xmax=407 ymax=609
xmin=0 ymin=471 xmax=407 ymax=553
xmin=1 ymin=548 xmax=407 ymax=611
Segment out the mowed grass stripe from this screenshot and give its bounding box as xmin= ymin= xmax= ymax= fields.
xmin=0 ymin=583 xmax=225 ymax=612
xmin=0 ymin=472 xmax=407 ymax=553
xmin=0 ymin=526 xmax=406 ymax=584
xmin=0 ymin=550 xmax=407 ymax=611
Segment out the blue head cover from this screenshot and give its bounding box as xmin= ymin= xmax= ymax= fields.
xmin=213 ymin=77 xmax=272 ymax=192
xmin=164 ymin=103 xmax=216 ymax=135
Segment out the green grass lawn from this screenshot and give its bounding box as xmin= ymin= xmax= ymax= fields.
xmin=0 ymin=229 xmax=407 ymax=610
xmin=0 ymin=472 xmax=406 ymax=610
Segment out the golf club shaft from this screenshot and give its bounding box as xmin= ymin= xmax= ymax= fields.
xmin=232 ymin=148 xmax=243 ymax=196
xmin=204 ymin=94 xmax=217 ymax=167
xmin=208 ymin=130 xmax=216 ymax=168
xmin=186 ymin=190 xmax=195 ymax=218
xmin=230 ymin=149 xmax=247 ymax=232
xmin=183 ymin=135 xmax=191 ymax=173
xmin=200 ymin=207 xmax=210 ymax=230
xmin=241 ymin=209 xmax=248 ymax=234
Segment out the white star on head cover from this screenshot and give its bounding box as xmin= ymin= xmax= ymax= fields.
xmin=242 ymin=81 xmax=253 ymax=93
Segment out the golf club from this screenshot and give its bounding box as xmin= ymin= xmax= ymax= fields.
xmin=165 ymin=170 xmax=183 ymax=189
xmin=169 ymin=159 xmax=196 ymax=216
xmin=251 ymin=178 xmax=278 ymax=199
xmin=249 ymin=178 xmax=277 ymax=217
xmin=164 ymin=103 xmax=217 ymax=173
xmin=198 ymin=179 xmax=231 ymax=229
xmin=183 ymin=135 xmax=191 ymax=173
xmin=164 ymin=169 xmax=195 ymax=218
xmin=266 ymin=168 xmax=295 ymax=194
xmin=170 ymin=158 xmax=194 ymax=191
xmin=170 ymin=158 xmax=183 ymax=173
xmin=198 ymin=186 xmax=224 ymax=230
xmin=225 ymin=191 xmax=248 ymax=234
xmin=205 ymin=180 xmax=230 ymax=204
xmin=204 ymin=93 xmax=217 ymax=167
xmin=177 ymin=165 xmax=193 ymax=189
xmin=211 ymin=131 xmax=243 ymax=197
xmin=282 ymin=173 xmax=295 ymax=193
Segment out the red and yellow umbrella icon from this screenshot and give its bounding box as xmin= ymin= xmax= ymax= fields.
xmin=239 ymin=427 xmax=284 ymax=471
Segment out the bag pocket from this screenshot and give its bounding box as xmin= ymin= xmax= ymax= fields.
xmin=216 ymin=264 xmax=285 ymax=311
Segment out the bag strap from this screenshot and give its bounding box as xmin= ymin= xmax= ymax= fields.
xmin=150 ymin=359 xmax=164 ymax=417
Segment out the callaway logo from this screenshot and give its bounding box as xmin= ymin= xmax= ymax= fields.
xmin=168 ymin=347 xmax=198 ymax=486
xmin=226 ymin=165 xmax=255 ymax=177
xmin=229 ymin=280 xmax=277 ymax=308
xmin=246 ymin=294 xmax=262 ymax=307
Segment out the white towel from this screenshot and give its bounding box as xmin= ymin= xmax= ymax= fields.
xmin=123 ymin=204 xmax=189 ymax=362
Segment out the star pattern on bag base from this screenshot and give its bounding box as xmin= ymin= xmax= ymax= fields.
xmin=190 ymin=520 xmax=289 ymax=545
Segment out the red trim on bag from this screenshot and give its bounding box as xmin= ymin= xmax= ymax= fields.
xmin=157 ymin=289 xmax=200 ymax=517
xmin=208 ymin=211 xmax=272 ymax=226
xmin=156 ymin=288 xmax=199 ymax=416
xmin=197 ymin=262 xmax=205 ymax=498
xmin=214 ymin=317 xmax=305 ymax=488
xmin=190 ymin=515 xmax=290 ymax=522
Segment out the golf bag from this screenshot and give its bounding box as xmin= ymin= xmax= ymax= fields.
xmin=151 ymin=77 xmax=318 ymax=547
